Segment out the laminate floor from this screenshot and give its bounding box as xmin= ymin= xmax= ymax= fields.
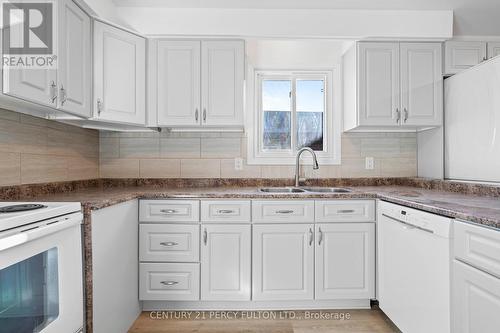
xmin=128 ymin=309 xmax=401 ymax=333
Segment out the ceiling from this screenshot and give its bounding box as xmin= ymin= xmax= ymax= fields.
xmin=113 ymin=0 xmax=500 ymax=36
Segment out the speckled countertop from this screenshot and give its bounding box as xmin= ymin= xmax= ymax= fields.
xmin=19 ymin=184 xmax=500 ymax=229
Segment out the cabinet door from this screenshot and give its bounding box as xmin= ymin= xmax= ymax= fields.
xmin=358 ymin=42 xmax=400 ymax=126
xmin=445 ymin=41 xmax=487 ymax=75
xmin=93 ymin=21 xmax=146 ymax=125
xmin=453 ymin=260 xmax=500 ymax=333
xmin=58 ymin=0 xmax=91 ymax=117
xmin=252 ymin=224 xmax=314 ymax=301
xmin=157 ymin=41 xmax=201 ymax=126
xmin=315 ymin=223 xmax=375 ymax=300
xmin=487 ymin=42 xmax=500 ymax=59
xmin=201 ymin=41 xmax=244 ymax=126
xmin=201 ymin=224 xmax=251 ymax=301
xmin=400 ymin=43 xmax=443 ymax=127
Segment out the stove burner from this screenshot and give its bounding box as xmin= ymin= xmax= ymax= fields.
xmin=0 ymin=204 xmax=47 ymax=213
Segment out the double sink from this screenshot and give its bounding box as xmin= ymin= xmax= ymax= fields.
xmin=259 ymin=187 xmax=351 ymax=194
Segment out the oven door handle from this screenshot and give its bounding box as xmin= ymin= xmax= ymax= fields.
xmin=0 ymin=213 xmax=83 ymax=251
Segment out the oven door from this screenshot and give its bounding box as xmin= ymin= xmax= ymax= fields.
xmin=0 ymin=213 xmax=84 ymax=333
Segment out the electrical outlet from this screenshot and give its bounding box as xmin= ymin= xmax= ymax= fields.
xmin=234 ymin=158 xmax=243 ymax=171
xmin=365 ymin=157 xmax=375 ymax=170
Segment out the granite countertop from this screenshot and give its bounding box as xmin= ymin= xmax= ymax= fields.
xmin=17 ymin=184 xmax=500 ymax=230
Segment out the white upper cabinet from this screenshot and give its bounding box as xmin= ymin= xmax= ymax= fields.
xmin=357 ymin=43 xmax=400 ymax=127
xmin=201 ymin=224 xmax=251 ymax=301
xmin=400 ymin=43 xmax=443 ymax=126
xmin=343 ymin=41 xmax=443 ymax=131
xmin=58 ymin=0 xmax=91 ymax=117
xmin=152 ymin=39 xmax=244 ymax=128
xmin=93 ymin=21 xmax=146 ymax=125
xmin=444 ymin=41 xmax=487 ymax=75
xmin=487 ymin=42 xmax=500 ymax=59
xmin=157 ymin=41 xmax=201 ymax=126
xmin=201 ymin=41 xmax=244 ymax=126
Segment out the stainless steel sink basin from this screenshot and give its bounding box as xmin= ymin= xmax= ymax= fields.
xmin=259 ymin=187 xmax=306 ymax=193
xmin=302 ymin=187 xmax=352 ymax=193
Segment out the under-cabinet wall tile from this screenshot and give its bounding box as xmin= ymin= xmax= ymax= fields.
xmin=0 ymin=152 xmax=21 ymax=186
xmin=140 ymin=159 xmax=181 ymax=178
xmin=120 ymin=138 xmax=160 ymax=158
xmin=100 ymin=158 xmax=140 ymax=178
xmin=160 ymin=138 xmax=201 ymax=158
xmin=100 ymin=137 xmax=120 ymax=159
xmin=181 ymin=159 xmax=220 ymax=178
xmin=201 ymin=138 xmax=242 ymax=158
xmin=21 ymin=154 xmax=68 ymax=184
xmin=220 ymin=159 xmax=261 ymax=178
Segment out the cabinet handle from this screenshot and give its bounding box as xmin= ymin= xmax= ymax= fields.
xmin=203 ymin=228 xmax=208 ymax=245
xmin=338 ymin=209 xmax=355 ymax=214
xmin=309 ymin=228 xmax=314 ymax=246
xmin=160 ymin=281 xmax=179 ymax=286
xmin=50 ymin=81 xmax=57 ymax=104
xmin=217 ymin=209 xmax=235 ymax=214
xmin=195 ymin=108 xmax=199 ymax=121
xmin=97 ymin=99 xmax=103 ymax=116
xmin=403 ymin=108 xmax=408 ymax=123
xmin=276 ymin=209 xmax=294 ymax=214
xmin=160 ymin=209 xmax=178 ymax=214
xmin=318 ymin=227 xmax=323 ymax=246
xmin=395 ymin=108 xmax=401 ymax=123
xmin=60 ymin=85 xmax=67 ymax=106
xmin=160 ymin=241 xmax=178 ymax=247
xmin=203 ymin=108 xmax=206 ymax=122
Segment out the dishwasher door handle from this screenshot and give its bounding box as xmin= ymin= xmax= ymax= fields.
xmin=381 ymin=213 xmax=434 ymax=234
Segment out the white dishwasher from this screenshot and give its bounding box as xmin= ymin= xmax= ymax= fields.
xmin=378 ymin=200 xmax=452 ymax=333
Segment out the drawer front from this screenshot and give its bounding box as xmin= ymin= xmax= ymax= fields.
xmin=140 ymin=263 xmax=200 ymax=301
xmin=316 ymin=200 xmax=375 ymax=222
xmin=140 ymin=200 xmax=200 ymax=222
xmin=201 ymin=200 xmax=251 ymax=222
xmin=252 ymin=200 xmax=314 ymax=223
xmin=454 ymin=220 xmax=500 ymax=277
xmin=140 ymin=224 xmax=200 ymax=262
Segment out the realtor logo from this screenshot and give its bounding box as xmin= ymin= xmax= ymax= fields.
xmin=1 ymin=0 xmax=56 ymax=68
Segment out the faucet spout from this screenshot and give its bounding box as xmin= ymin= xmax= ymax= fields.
xmin=295 ymin=147 xmax=320 ymax=187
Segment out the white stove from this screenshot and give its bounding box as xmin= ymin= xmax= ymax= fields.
xmin=0 ymin=202 xmax=84 ymax=333
xmin=0 ymin=202 xmax=81 ymax=232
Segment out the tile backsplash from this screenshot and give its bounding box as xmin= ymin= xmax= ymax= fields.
xmin=0 ymin=109 xmax=99 ymax=186
xmin=100 ymin=131 xmax=417 ymax=179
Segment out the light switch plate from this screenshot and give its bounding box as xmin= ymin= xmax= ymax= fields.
xmin=365 ymin=157 xmax=375 ymax=170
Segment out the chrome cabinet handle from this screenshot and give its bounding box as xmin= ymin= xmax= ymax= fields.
xmin=318 ymin=227 xmax=323 ymax=246
xmin=160 ymin=209 xmax=178 ymax=214
xmin=217 ymin=209 xmax=235 ymax=214
xmin=276 ymin=210 xmax=294 ymax=214
xmin=203 ymin=228 xmax=208 ymax=245
xmin=60 ymin=85 xmax=67 ymax=106
xmin=395 ymin=108 xmax=400 ymax=123
xmin=160 ymin=241 xmax=178 ymax=247
xmin=203 ymin=108 xmax=206 ymax=122
xmin=97 ymin=99 xmax=103 ymax=115
xmin=195 ymin=108 xmax=199 ymax=121
xmin=338 ymin=209 xmax=355 ymax=214
xmin=50 ymin=81 xmax=57 ymax=103
xmin=403 ymin=108 xmax=408 ymax=123
xmin=160 ymin=281 xmax=178 ymax=286
xmin=309 ymin=228 xmax=314 ymax=246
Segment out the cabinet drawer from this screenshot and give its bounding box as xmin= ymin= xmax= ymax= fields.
xmin=140 ymin=224 xmax=199 ymax=262
xmin=252 ymin=200 xmax=314 ymax=223
xmin=140 ymin=263 xmax=200 ymax=301
xmin=201 ymin=200 xmax=251 ymax=223
xmin=140 ymin=200 xmax=199 ymax=222
xmin=315 ymin=200 xmax=375 ymax=222
xmin=454 ymin=221 xmax=500 ymax=277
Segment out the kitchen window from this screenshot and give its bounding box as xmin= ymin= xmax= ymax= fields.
xmin=247 ymin=70 xmax=341 ymax=165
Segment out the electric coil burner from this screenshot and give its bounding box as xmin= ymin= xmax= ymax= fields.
xmin=0 ymin=204 xmax=47 ymax=213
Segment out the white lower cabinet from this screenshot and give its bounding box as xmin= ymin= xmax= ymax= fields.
xmin=252 ymin=224 xmax=315 ymax=301
xmin=140 ymin=263 xmax=200 ymax=301
xmin=315 ymin=223 xmax=375 ymax=299
xmin=201 ymin=224 xmax=251 ymax=301
xmin=453 ymin=260 xmax=500 ymax=333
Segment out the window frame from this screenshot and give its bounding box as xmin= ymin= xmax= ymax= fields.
xmin=247 ymin=69 xmax=341 ymax=165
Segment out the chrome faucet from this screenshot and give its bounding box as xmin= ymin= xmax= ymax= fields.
xmin=295 ymin=147 xmax=319 ymax=187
